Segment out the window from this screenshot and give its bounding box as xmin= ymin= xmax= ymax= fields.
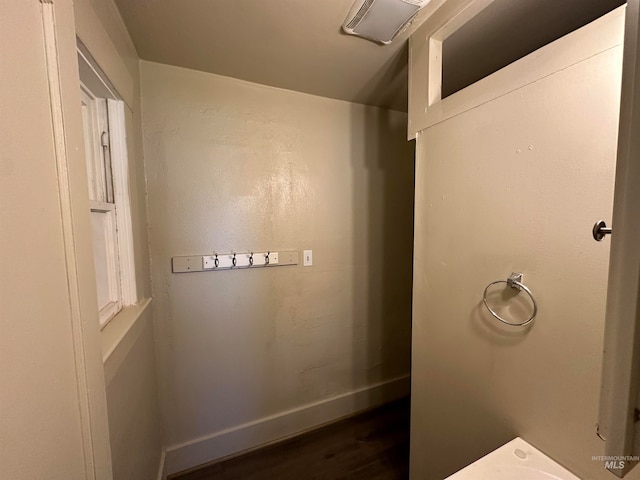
xmin=78 ymin=44 xmax=136 ymax=328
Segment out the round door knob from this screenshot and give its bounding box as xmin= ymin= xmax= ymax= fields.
xmin=593 ymin=220 xmax=612 ymax=241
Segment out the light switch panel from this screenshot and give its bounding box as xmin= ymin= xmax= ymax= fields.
xmin=303 ymin=250 xmax=312 ymax=266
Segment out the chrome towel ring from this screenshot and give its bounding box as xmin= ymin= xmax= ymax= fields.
xmin=482 ymin=273 xmax=538 ymax=327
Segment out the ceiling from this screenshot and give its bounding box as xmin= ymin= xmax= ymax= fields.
xmin=114 ymin=0 xmax=423 ymax=112
xmin=114 ymin=0 xmax=625 ymax=113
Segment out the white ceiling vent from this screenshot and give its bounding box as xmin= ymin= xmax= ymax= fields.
xmin=342 ymin=0 xmax=431 ymax=45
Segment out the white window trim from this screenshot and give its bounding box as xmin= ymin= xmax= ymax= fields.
xmin=106 ymin=98 xmax=137 ymax=307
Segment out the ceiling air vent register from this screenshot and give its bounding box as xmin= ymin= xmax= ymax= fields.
xmin=342 ymin=0 xmax=431 ymax=44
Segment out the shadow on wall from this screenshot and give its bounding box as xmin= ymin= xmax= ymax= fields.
xmin=350 ymin=104 xmax=415 ymax=403
xmin=357 ymin=43 xmax=410 ymax=112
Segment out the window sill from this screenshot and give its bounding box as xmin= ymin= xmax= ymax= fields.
xmin=101 ymin=297 xmax=152 ymax=384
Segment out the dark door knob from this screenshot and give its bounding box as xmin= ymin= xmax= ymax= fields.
xmin=593 ymin=220 xmax=612 ymax=241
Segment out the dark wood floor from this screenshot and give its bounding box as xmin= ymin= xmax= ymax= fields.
xmin=172 ymin=398 xmax=410 ymax=480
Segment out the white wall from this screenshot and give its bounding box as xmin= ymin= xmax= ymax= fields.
xmin=140 ymin=61 xmax=415 ymax=475
xmin=409 ymin=11 xmax=639 ymax=480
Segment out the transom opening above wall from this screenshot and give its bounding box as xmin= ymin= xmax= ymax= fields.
xmin=407 ymin=0 xmax=626 ymax=138
xmin=441 ymin=0 xmax=626 ymax=99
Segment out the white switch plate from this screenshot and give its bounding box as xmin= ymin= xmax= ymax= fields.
xmin=303 ymin=250 xmax=312 ymax=266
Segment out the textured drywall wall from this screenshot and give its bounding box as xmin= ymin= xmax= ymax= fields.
xmin=105 ymin=308 xmax=163 ymax=480
xmin=141 ymin=60 xmax=414 ymax=462
xmin=409 ymin=26 xmax=633 ymax=480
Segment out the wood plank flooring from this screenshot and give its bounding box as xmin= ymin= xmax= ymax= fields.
xmin=172 ymin=397 xmax=410 ymax=480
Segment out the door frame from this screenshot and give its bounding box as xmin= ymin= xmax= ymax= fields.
xmin=598 ymin=0 xmax=640 ymax=477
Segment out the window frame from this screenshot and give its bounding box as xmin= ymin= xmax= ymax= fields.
xmin=78 ymin=45 xmax=137 ymax=329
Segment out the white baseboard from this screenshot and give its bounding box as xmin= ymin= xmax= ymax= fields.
xmin=156 ymin=448 xmax=166 ymax=480
xmin=160 ymin=374 xmax=410 ymax=478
